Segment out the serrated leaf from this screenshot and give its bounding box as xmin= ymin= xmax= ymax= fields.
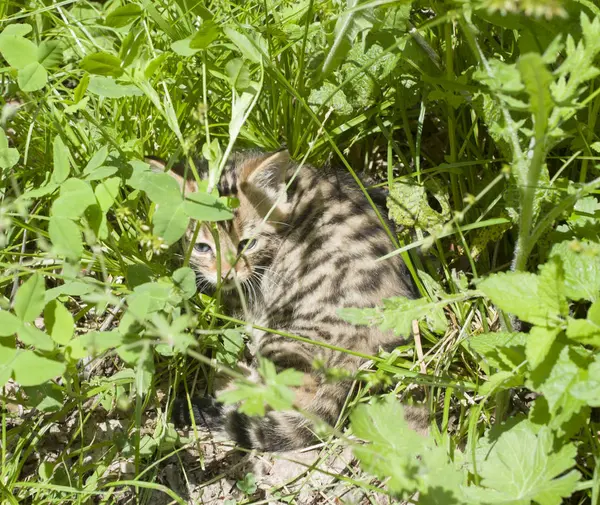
xmin=549 ymin=240 xmax=600 ymax=301
xmin=477 ymin=267 xmax=565 ymax=326
xmin=105 ymin=4 xmax=142 ymax=28
xmin=17 ymin=61 xmax=47 ymax=91
xmin=526 ymin=326 xmax=561 ymax=369
xmin=81 ymin=52 xmax=123 ymax=77
xmin=465 ymin=420 xmax=580 ymax=505
xmin=0 ymin=35 xmax=38 ymax=69
xmin=52 ymin=135 xmax=71 ymax=184
xmin=308 ymin=82 xmax=352 ymax=115
xmin=190 ymin=19 xmax=219 ymax=49
xmin=0 ymin=311 xmax=21 ymax=336
xmin=49 ymin=216 xmax=83 ymax=260
xmin=12 ymin=350 xmax=66 ymax=387
xmin=14 ymin=273 xmax=46 ymax=322
xmin=44 ymin=300 xmax=74 ymax=345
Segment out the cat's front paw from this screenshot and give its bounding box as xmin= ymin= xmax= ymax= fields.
xmin=172 ymin=396 xmax=225 ymax=432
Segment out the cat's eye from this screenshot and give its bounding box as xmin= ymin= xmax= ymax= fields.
xmin=238 ymin=238 xmax=257 ymax=253
xmin=194 ymin=242 xmax=212 ymax=253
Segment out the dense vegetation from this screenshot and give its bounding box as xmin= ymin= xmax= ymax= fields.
xmin=1 ymin=0 xmax=600 ymax=503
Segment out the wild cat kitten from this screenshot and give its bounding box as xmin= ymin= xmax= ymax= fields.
xmin=171 ymin=149 xmax=415 ymax=451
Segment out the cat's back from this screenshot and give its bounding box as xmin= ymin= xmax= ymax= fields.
xmin=260 ymin=163 xmax=413 ymax=342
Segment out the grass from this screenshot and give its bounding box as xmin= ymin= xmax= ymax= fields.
xmin=1 ymin=0 xmax=600 ymax=503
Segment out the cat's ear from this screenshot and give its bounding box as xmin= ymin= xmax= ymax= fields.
xmin=245 ymin=149 xmax=291 ymax=200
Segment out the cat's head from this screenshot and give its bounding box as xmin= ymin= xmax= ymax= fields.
xmin=169 ymin=150 xmax=292 ymax=292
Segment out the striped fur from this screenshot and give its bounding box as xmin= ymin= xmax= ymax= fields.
xmin=172 ymin=150 xmax=415 ymax=451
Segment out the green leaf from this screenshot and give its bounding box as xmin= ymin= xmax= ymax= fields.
xmin=351 ymin=397 xmax=463 ymax=500
xmin=477 ymin=266 xmax=566 ymax=327
xmin=0 ymin=35 xmax=38 ymax=69
xmin=83 ymin=146 xmax=109 ymax=174
xmin=0 ymin=128 xmax=19 ymax=169
xmin=37 ymin=40 xmax=62 ymax=68
xmin=74 ymin=73 xmax=90 ymax=102
xmin=87 ymin=76 xmax=142 ymax=98
xmin=526 ymin=326 xmax=561 ymax=369
xmin=105 ymin=4 xmax=143 ymax=28
xmin=95 ymin=177 xmax=121 ymax=212
xmin=12 ymin=350 xmax=66 ymax=387
xmin=465 ymin=420 xmax=580 ymax=505
xmin=51 ymin=178 xmax=95 ymax=218
xmin=81 ymin=52 xmax=123 ymax=77
xmin=321 ymin=0 xmax=375 ymax=77
xmin=49 ymin=217 xmax=83 ymax=260
xmin=0 ymin=24 xmax=32 ymax=37
xmin=190 ymin=19 xmax=219 ymax=49
xmin=17 ymin=323 xmax=55 ymax=351
xmin=51 ymin=135 xmax=71 ymax=184
xmin=136 ymin=172 xmax=182 ymax=206
xmin=17 ymin=61 xmax=47 ymax=91
xmin=170 ymin=37 xmax=199 ymax=57
xmin=549 ymin=240 xmax=600 ymax=301
xmin=223 ymin=27 xmax=265 ymax=63
xmin=225 ymin=57 xmax=251 ymax=90
xmin=152 ymin=201 xmax=189 ymax=244
xmin=44 ymin=300 xmax=74 ymax=345
xmin=172 ymin=267 xmax=196 ymax=299
xmin=0 ymin=342 xmax=17 ymax=387
xmin=14 ymin=273 xmax=46 ymax=322
xmin=566 ymin=301 xmax=600 ymax=346
xmin=0 ymin=311 xmax=21 ymax=336
xmin=183 ymin=192 xmax=234 ymax=221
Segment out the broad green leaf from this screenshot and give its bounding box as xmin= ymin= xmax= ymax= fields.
xmin=52 ymin=178 xmax=95 ymax=218
xmin=37 ymin=40 xmax=62 ymax=68
xmin=49 ymin=216 xmax=83 ymax=260
xmin=52 ymin=135 xmax=71 ymax=184
xmin=0 ymin=128 xmax=19 ymax=169
xmin=308 ymin=82 xmax=353 ymax=115
xmin=23 ymin=383 xmax=64 ymax=413
xmin=18 ymin=61 xmax=47 ymax=91
xmin=105 ymin=4 xmax=143 ymax=27
xmin=12 ymin=350 xmax=66 ymax=386
xmin=225 ymin=58 xmax=251 ymax=90
xmin=137 ymin=172 xmax=182 ymax=206
xmin=466 ymin=420 xmax=580 ymax=505
xmin=87 ymin=76 xmax=143 ymax=98
xmin=172 ymin=267 xmax=196 ymax=299
xmin=83 ymin=146 xmax=109 ymax=174
xmin=17 ymin=323 xmax=55 ymax=351
xmin=153 ymin=202 xmax=189 ymax=244
xmin=526 ymin=326 xmax=561 ymax=369
xmin=44 ymin=300 xmax=74 ymax=345
xmin=0 ymin=24 xmax=32 ymax=37
xmin=134 ymin=282 xmax=176 ymax=313
xmin=0 ymin=35 xmax=38 ymax=69
xmin=183 ymin=192 xmax=234 ymax=221
xmin=0 ymin=311 xmax=21 ymax=336
xmin=81 ymin=52 xmax=123 ymax=77
xmin=14 ymin=273 xmax=45 ymax=322
xmin=45 ymin=279 xmax=96 ymax=303
xmin=95 ymin=177 xmax=121 ymax=212
xmin=566 ymin=300 xmax=600 ymax=346
xmin=190 ymin=19 xmax=219 ymax=49
xmin=223 ymin=27 xmax=265 ymax=63
xmin=477 ymin=269 xmax=565 ymax=326
xmin=570 ymin=357 xmax=600 ymax=406
xmin=0 ymin=341 xmax=17 ymax=387
xmin=549 ymin=240 xmax=600 ymax=301
xmin=74 ymin=73 xmax=90 ymax=102
xmin=170 ymin=37 xmax=199 ymax=57
xmin=351 ymin=397 xmax=463 ymax=500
